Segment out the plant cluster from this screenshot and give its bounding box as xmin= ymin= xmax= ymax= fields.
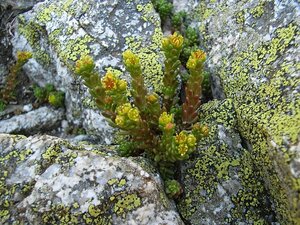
xmin=0 ymin=51 xmax=32 ymax=111
xmin=33 ymin=84 xmax=65 ymax=108
xmin=75 ymin=33 xmax=209 ymax=197
xmin=151 ymin=0 xmax=212 ymax=99
xmin=151 ymin=0 xmax=173 ymax=23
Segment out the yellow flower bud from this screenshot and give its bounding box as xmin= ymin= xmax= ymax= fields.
xmin=169 ymin=32 xmax=184 ymax=49
xmin=101 ymin=71 xmax=117 ymax=90
xmin=146 ymin=94 xmax=158 ymax=103
xmin=123 ymin=50 xmax=140 ymax=67
xmin=175 ymin=131 xmax=187 ymax=144
xmin=186 ymin=50 xmax=206 ymax=70
xmin=118 ymin=80 xmax=127 ymax=91
xmin=192 ymin=50 xmax=206 ymax=61
xmin=75 ymin=55 xmax=94 ymax=74
xmin=178 ymin=144 xmax=188 ymax=156
xmin=127 ymin=108 xmax=140 ymax=122
xmin=161 ymin=38 xmax=170 ymax=48
xmin=201 ymin=125 xmax=209 ymax=137
xmin=186 ymin=58 xmax=197 ymax=70
xmin=187 ymin=134 xmax=197 ymax=147
xmin=17 ymin=51 xmax=32 ymax=62
xmin=116 ymin=103 xmax=131 ymax=116
xmin=165 ymin=122 xmax=175 ymax=131
xmin=115 ymin=115 xmax=125 ymax=127
xmin=159 ymin=112 xmax=173 ymax=127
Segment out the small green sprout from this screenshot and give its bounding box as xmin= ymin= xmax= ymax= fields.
xmin=165 ymin=179 xmax=182 ymax=198
xmin=171 ymin=11 xmax=187 ymax=30
xmin=33 ymin=86 xmax=48 ymax=102
xmin=152 ymin=0 xmax=173 ymax=23
xmin=34 ymin=84 xmax=64 ymax=108
xmin=48 ymin=91 xmax=64 ymax=108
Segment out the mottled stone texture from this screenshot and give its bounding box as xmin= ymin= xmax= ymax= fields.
xmin=0 ymin=134 xmax=184 ymax=225
xmin=0 ymin=106 xmax=64 ymax=134
xmin=11 ymin=0 xmax=163 ymax=142
xmin=0 ymin=0 xmax=44 ymax=10
xmin=176 ymin=0 xmax=300 ymax=224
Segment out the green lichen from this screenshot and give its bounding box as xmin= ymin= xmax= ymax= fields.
xmin=218 ymin=22 xmax=300 ymax=223
xmin=178 ymin=100 xmax=242 ymax=219
xmin=42 ymin=144 xmax=62 ymax=165
xmin=119 ymin=3 xmax=164 ymax=93
xmin=249 ymin=2 xmax=265 ymax=18
xmin=36 ymin=3 xmax=57 ymax=23
xmin=58 ymin=35 xmax=94 ymax=64
xmin=236 ymin=10 xmax=245 ymax=25
xmin=0 ymin=136 xmax=34 ymax=224
xmin=113 ymin=193 xmax=141 ymax=218
xmin=125 ymin=28 xmax=163 ymax=93
xmin=18 ymin=1 xmax=94 ymax=67
xmin=42 ymin=204 xmax=80 ymax=224
xmin=18 ymin=18 xmax=51 ymax=65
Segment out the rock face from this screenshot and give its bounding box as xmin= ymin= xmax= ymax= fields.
xmin=2 ymin=0 xmax=299 ymax=224
xmin=0 ymin=134 xmax=184 ymax=225
xmin=0 ymin=106 xmax=64 ymax=134
xmin=175 ymin=0 xmax=300 ymax=224
xmin=11 ymin=0 xmax=163 ymax=142
xmin=0 ymin=0 xmax=44 ymax=10
xmin=178 ymin=100 xmax=244 ymax=224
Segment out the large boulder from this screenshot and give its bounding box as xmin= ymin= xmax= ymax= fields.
xmin=0 ymin=134 xmax=184 ymax=225
xmin=11 ymin=0 xmax=164 ymax=142
xmin=175 ymin=0 xmax=300 ymax=224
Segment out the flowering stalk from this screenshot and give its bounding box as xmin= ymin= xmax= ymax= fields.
xmin=1 ymin=51 xmax=32 ymax=102
xmin=115 ymin=103 xmax=156 ymax=150
xmin=161 ymin=32 xmax=183 ymax=111
xmin=182 ymin=50 xmax=206 ymax=127
xmin=75 ymin=56 xmax=128 ymax=120
xmin=157 ymin=112 xmax=197 ymax=162
xmin=74 ymin=34 xmax=209 ymax=199
xmin=123 ymin=50 xmax=148 ymax=116
xmin=145 ymin=93 xmax=161 ymax=130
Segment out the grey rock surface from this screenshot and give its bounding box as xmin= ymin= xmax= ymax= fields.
xmin=0 ymin=0 xmax=44 ymax=10
xmin=11 ymin=0 xmax=163 ymax=142
xmin=0 ymin=106 xmax=64 ymax=134
xmin=178 ymin=99 xmax=275 ymax=224
xmin=175 ymin=0 xmax=300 ymax=224
xmin=0 ymin=134 xmax=184 ymax=225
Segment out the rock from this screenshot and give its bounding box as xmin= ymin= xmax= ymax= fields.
xmin=176 ymin=0 xmax=300 ymax=224
xmin=11 ymin=0 xmax=163 ymax=142
xmin=0 ymin=0 xmax=44 ymax=10
xmin=0 ymin=134 xmax=184 ymax=225
xmin=0 ymin=106 xmax=64 ymax=134
xmin=178 ymin=99 xmax=278 ymax=224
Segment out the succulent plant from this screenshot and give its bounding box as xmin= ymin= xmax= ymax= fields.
xmin=75 ymin=32 xmax=209 ymax=197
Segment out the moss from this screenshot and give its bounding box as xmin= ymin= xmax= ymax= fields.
xmin=48 ymin=91 xmax=65 ymax=108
